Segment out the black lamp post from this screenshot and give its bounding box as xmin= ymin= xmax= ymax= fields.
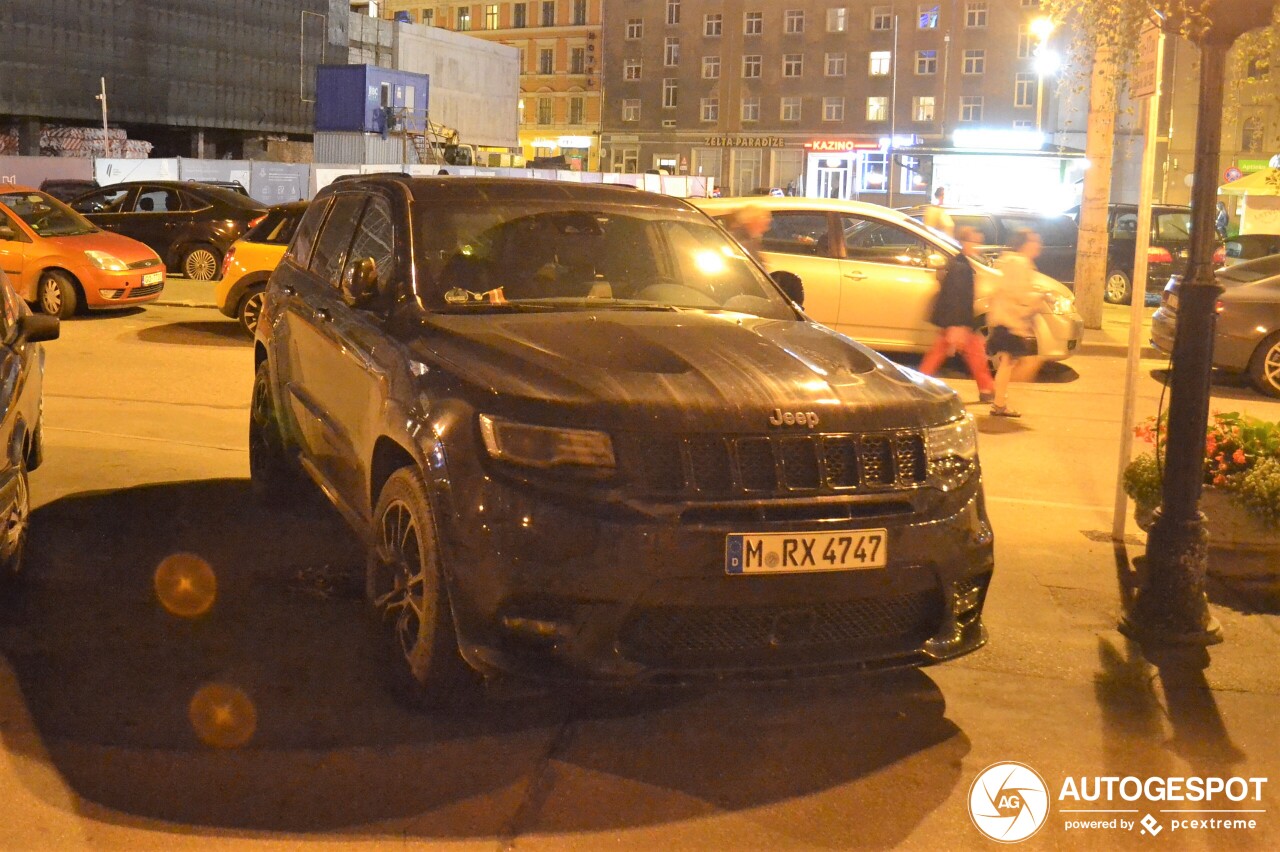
xmin=1121 ymin=0 xmax=1279 ymax=646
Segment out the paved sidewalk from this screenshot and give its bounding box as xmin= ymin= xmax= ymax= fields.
xmin=154 ymin=276 xmax=218 ymax=309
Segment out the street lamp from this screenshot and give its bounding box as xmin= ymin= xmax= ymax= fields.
xmin=1121 ymin=0 xmax=1279 ymax=647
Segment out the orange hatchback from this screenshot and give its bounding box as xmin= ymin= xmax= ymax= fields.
xmin=0 ymin=187 xmax=164 ymax=318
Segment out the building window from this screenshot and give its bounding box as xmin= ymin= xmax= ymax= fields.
xmin=869 ymin=51 xmax=891 ymax=76
xmin=785 ymin=9 xmax=805 ymax=33
xmin=744 ymin=10 xmax=762 ymax=34
xmin=742 ymin=96 xmax=760 ymax=121
xmin=916 ymin=50 xmax=937 ymax=75
xmin=823 ymin=97 xmax=845 ymax=121
xmin=701 ymin=97 xmax=719 ymax=122
xmin=626 ymin=18 xmax=643 ymax=39
xmin=663 ymin=78 xmax=678 ymax=108
xmin=867 ymin=96 xmax=888 ymax=121
xmin=623 ymin=99 xmax=641 ymax=121
xmin=781 ymin=96 xmax=802 ymax=121
xmin=539 ymin=48 xmax=554 ymax=74
xmin=664 ymin=37 xmax=680 ymax=66
xmin=918 ymin=4 xmax=939 ymax=28
xmin=871 ymin=6 xmax=892 ymax=30
xmin=702 ymin=56 xmax=721 ymax=78
xmin=827 ymin=8 xmax=847 ymax=32
xmin=422 ymin=8 xmax=434 ymax=26
xmin=1242 ymin=116 xmax=1265 ymax=150
xmin=911 ymin=96 xmax=935 ymax=121
xmin=667 ymin=0 xmax=681 ymax=25
xmin=1018 ymin=25 xmax=1033 ymax=58
xmin=1015 ymin=72 xmax=1037 ymax=107
xmin=457 ymin=7 xmax=471 ymax=30
xmin=541 ymin=1 xmax=555 ymax=26
xmin=705 ymin=13 xmax=723 ymax=36
xmin=1013 ymin=119 xmax=1034 ymax=129
xmin=963 ymin=49 xmax=985 ymax=75
xmin=569 ymin=96 xmax=585 ymax=124
xmin=1247 ymin=58 xmax=1271 ymax=78
xmin=483 ymin=4 xmax=498 ymax=29
xmin=572 ymin=0 xmax=587 ymax=26
xmin=966 ymin=2 xmax=988 ymax=27
xmin=783 ymin=54 xmax=803 ymax=77
xmin=570 ymin=46 xmax=586 ymax=74
xmin=624 ymin=59 xmax=641 ymax=80
xmin=518 ymin=46 xmax=526 ymax=70
xmin=899 ymin=155 xmax=928 ymax=193
xmin=743 ymin=54 xmax=762 ymax=77
xmin=859 ymin=152 xmax=888 ymax=191
xmin=537 ymin=97 xmax=553 ymax=124
xmin=826 ymin=53 xmax=846 ymax=76
xmin=960 ymin=96 xmax=984 ymax=121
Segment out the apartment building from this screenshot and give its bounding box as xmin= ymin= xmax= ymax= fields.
xmin=602 ymin=0 xmax=1076 ymax=204
xmin=381 ymin=1 xmax=603 ymax=168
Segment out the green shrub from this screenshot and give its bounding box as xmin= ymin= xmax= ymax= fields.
xmin=1237 ymin=458 xmax=1280 ymax=529
xmin=1123 ymin=452 xmax=1163 ymax=509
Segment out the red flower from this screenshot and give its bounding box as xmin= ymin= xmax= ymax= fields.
xmin=1233 ymin=449 xmax=1247 ymax=465
xmin=1213 ymin=475 xmax=1227 ymax=486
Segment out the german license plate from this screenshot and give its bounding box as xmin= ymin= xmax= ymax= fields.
xmin=142 ymin=271 xmax=163 ymax=285
xmin=726 ymin=529 xmax=888 ymax=575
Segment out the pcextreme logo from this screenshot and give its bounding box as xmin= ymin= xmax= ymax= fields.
xmin=968 ymin=762 xmax=1051 ymax=843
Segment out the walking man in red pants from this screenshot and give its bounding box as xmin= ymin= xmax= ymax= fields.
xmin=918 ymin=226 xmax=995 ymax=402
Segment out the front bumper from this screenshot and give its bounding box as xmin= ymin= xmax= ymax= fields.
xmin=83 ymin=265 xmax=166 ymax=308
xmin=435 ymin=466 xmax=995 ymax=686
xmin=1034 ymin=311 xmax=1084 ymax=362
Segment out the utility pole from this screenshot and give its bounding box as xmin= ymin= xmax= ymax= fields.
xmin=95 ymin=77 xmax=110 ymax=158
xmin=1121 ymin=0 xmax=1278 ymax=647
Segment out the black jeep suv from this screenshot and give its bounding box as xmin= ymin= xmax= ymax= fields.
xmin=251 ymin=176 xmax=993 ymax=705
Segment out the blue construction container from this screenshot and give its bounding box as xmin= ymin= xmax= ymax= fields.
xmin=315 ymin=65 xmax=431 ymax=134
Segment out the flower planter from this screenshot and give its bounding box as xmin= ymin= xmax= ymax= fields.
xmin=1135 ymin=489 xmax=1280 ymax=598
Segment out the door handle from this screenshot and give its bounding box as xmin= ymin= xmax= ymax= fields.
xmin=843 ymin=271 xmax=867 ymax=280
xmin=315 ymin=307 xmax=333 ymax=323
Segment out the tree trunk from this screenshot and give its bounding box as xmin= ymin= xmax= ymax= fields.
xmin=1074 ymin=44 xmax=1119 ymax=330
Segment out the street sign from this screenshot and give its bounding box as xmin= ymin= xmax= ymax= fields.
xmin=1225 ymin=167 xmax=1243 ymax=182
xmin=1132 ymin=25 xmax=1161 ymax=99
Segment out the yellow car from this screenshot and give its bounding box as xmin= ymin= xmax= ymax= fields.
xmin=215 ymin=202 xmax=307 ymax=333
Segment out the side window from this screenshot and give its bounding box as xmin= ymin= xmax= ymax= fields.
xmin=951 ymin=215 xmax=997 ymax=245
xmin=0 ymin=209 xmax=26 ymax=242
xmin=135 ymin=188 xmax=181 ymax=213
xmin=285 ymin=198 xmax=332 ymax=268
xmin=760 ymin=212 xmax=832 ymax=257
xmin=308 ymin=194 xmax=367 ymax=287
xmin=1156 ymin=212 xmax=1191 ymax=242
xmin=347 ymin=196 xmax=396 ymax=293
xmin=180 ymin=191 xmax=211 ymax=212
xmin=71 ymin=187 xmax=131 ymax=213
xmin=841 ymin=216 xmax=942 ymax=268
xmin=1111 ymin=212 xmax=1139 ymax=239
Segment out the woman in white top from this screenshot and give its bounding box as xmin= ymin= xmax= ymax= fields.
xmin=986 ymin=229 xmax=1052 ymax=417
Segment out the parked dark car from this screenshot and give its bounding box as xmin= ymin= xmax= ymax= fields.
xmin=1151 ymin=254 xmax=1280 ymax=397
xmin=902 ymin=206 xmax=1080 ymax=285
xmin=192 ymin=179 xmax=250 ymax=197
xmin=38 ymin=179 xmax=99 ymax=203
xmin=1225 ymin=234 xmax=1280 ymax=266
xmin=251 ymin=176 xmax=994 ymax=706
xmin=69 ymin=181 xmax=267 ymax=281
xmin=0 ymin=270 xmax=59 ymax=585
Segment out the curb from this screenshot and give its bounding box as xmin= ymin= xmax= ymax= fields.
xmin=1077 ymin=342 xmax=1166 ymax=359
xmin=153 ymin=300 xmax=220 ymax=309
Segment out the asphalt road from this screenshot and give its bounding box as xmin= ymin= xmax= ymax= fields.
xmin=1 ymin=305 xmax=1277 ymax=850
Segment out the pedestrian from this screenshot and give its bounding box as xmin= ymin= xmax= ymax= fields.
xmin=923 ymin=186 xmax=955 ymax=238
xmin=986 ymin=229 xmax=1054 ymax=418
xmin=1215 ymin=201 xmax=1229 ymax=240
xmin=918 ymin=226 xmax=996 ymax=403
xmin=726 ymin=204 xmax=772 ymax=261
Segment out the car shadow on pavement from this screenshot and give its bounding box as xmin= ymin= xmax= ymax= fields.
xmin=64 ymin=307 xmax=147 ymax=322
xmin=135 ymin=321 xmax=250 ymax=347
xmin=0 ymin=479 xmax=969 ymax=840
xmin=1148 ymin=367 xmax=1269 ymax=403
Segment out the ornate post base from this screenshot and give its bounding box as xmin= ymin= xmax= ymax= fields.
xmin=1121 ymin=508 xmax=1223 ymax=646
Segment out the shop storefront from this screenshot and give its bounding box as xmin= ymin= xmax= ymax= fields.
xmin=801 ymin=136 xmax=930 ymax=206
xmin=523 ymin=134 xmax=598 ymax=170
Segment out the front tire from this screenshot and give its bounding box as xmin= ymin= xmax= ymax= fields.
xmin=367 ymin=467 xmax=477 ymax=710
xmin=248 ymin=360 xmax=297 ymax=498
xmin=1248 ymin=332 xmax=1280 ymax=399
xmin=38 ymin=270 xmax=79 ymax=319
xmin=1104 ymin=269 xmax=1133 ymax=305
xmin=237 ymin=286 xmax=266 ymax=335
xmin=0 ymin=463 xmax=30 ymax=585
xmin=183 ymin=245 xmax=222 ymax=281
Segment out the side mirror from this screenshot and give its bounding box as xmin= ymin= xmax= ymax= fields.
xmin=927 ymin=253 xmax=949 ymax=270
xmin=770 ymin=270 xmax=804 ymax=307
xmin=18 ymin=313 xmax=60 ymax=343
xmin=340 ymin=257 xmax=378 ymax=307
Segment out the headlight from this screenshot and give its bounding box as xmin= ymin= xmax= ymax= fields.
xmin=478 ymin=414 xmax=615 ymax=471
xmin=84 ymin=250 xmax=128 ymax=271
xmin=1050 ymin=295 xmax=1075 ymax=315
xmin=926 ymin=415 xmax=978 ymax=490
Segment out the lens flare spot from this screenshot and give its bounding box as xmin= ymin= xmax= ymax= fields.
xmin=154 ymin=553 xmax=217 ymax=617
xmin=189 ymin=683 xmax=257 ymax=749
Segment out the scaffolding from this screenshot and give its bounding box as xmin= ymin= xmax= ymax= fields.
xmin=392 ymin=108 xmax=473 ymax=166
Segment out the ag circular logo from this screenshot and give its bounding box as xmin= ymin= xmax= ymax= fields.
xmin=968 ymin=761 xmax=1050 ymax=843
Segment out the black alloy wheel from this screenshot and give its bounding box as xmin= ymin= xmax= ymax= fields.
xmin=0 ymin=463 xmax=29 ymax=583
xmin=1249 ymin=333 xmax=1280 ymax=399
xmin=237 ymin=287 xmax=266 ymax=335
xmin=248 ymin=361 xmax=297 ymax=497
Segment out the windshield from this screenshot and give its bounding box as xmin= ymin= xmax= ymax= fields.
xmin=414 ymin=195 xmax=795 ymax=320
xmin=0 ymin=191 xmax=98 ymax=237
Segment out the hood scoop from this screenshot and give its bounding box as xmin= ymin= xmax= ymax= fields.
xmin=506 ymin=318 xmax=692 ymax=375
